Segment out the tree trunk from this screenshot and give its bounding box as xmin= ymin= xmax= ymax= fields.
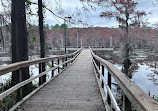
xmin=38 ymin=0 xmax=46 ymax=85
xmin=0 ymin=26 xmax=4 ymax=50
xmin=11 ymin=0 xmax=32 ymax=101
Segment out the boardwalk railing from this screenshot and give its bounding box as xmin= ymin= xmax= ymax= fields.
xmin=0 ymin=48 xmax=82 ymax=108
xmin=90 ymin=49 xmax=158 ymax=111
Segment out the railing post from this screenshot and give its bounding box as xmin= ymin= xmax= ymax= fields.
xmin=71 ymin=55 xmax=73 ymax=63
xmin=95 ymin=59 xmax=98 ymax=66
xmin=72 ymin=55 xmax=73 ymax=59
xmin=17 ymin=69 xmax=23 ymax=101
xmin=94 ymin=58 xmax=98 ymax=77
xmin=67 ymin=57 xmax=70 ymax=65
xmin=123 ymin=94 xmax=132 ymax=111
xmin=98 ymin=62 xmax=100 ymax=70
xmin=62 ymin=57 xmax=64 ymax=68
xmin=58 ymin=58 xmax=60 ymax=73
xmin=98 ymin=62 xmax=100 ymax=79
xmin=65 ymin=57 xmax=67 ymax=67
xmin=94 ymin=58 xmax=96 ymax=64
xmin=52 ymin=60 xmax=54 ymax=77
xmin=39 ymin=62 xmax=46 ymax=85
xmin=102 ymin=65 xmax=104 ymax=89
xmin=39 ymin=63 xmax=42 ymax=85
xmin=107 ymin=71 xmax=111 ymax=104
xmin=123 ymin=94 xmax=125 ymax=111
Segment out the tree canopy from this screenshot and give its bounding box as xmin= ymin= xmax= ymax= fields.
xmin=50 ymin=24 xmax=68 ymax=29
xmin=100 ymin=0 xmax=146 ymax=35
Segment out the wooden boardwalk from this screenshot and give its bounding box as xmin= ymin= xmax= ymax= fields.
xmin=17 ymin=49 xmax=105 ymax=111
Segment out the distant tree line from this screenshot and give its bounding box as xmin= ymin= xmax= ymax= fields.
xmin=44 ymin=24 xmax=68 ymax=29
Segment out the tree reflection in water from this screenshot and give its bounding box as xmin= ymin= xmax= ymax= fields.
xmin=97 ymin=49 xmax=158 ymax=110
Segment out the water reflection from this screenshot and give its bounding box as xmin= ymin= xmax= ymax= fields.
xmin=98 ymin=49 xmax=158 ymax=96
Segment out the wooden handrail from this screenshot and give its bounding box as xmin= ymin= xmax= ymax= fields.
xmin=0 ymin=57 xmax=76 ymax=100
xmin=90 ymin=49 xmax=158 ymax=111
xmin=0 ymin=48 xmax=82 ymax=100
xmin=92 ymin=58 xmax=121 ymax=111
xmin=0 ymin=48 xmax=82 ymax=76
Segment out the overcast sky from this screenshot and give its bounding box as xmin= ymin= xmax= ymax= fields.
xmin=0 ymin=0 xmax=158 ymax=28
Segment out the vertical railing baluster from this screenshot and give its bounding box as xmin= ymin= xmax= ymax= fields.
xmin=98 ymin=63 xmax=100 ymax=79
xmin=71 ymin=55 xmax=73 ymax=64
xmin=62 ymin=58 xmax=64 ymax=69
xmin=72 ymin=55 xmax=73 ymax=60
xmin=107 ymin=71 xmax=111 ymax=104
xmin=67 ymin=57 xmax=70 ymax=66
xmin=98 ymin=61 xmax=100 ymax=70
xmin=123 ymin=94 xmax=125 ymax=111
xmin=123 ymin=94 xmax=132 ymax=111
xmin=18 ymin=69 xmax=23 ymax=100
xmin=39 ymin=62 xmax=46 ymax=85
xmin=96 ymin=59 xmax=98 ymax=66
xmin=102 ymin=65 xmax=104 ymax=89
xmin=52 ymin=60 xmax=54 ymax=77
xmin=65 ymin=57 xmax=67 ymax=67
xmin=58 ymin=58 xmax=60 ymax=73
xmin=39 ymin=63 xmax=42 ymax=85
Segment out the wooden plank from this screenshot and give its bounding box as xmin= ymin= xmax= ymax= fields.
xmin=9 ymin=53 xmax=79 ymax=111
xmin=91 ymin=49 xmax=158 ymax=111
xmin=15 ymin=49 xmax=105 ymax=111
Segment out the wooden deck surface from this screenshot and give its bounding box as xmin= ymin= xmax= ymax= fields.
xmin=17 ymin=49 xmax=105 ymax=111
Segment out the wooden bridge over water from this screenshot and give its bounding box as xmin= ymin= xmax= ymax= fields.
xmin=0 ymin=49 xmax=158 ymax=111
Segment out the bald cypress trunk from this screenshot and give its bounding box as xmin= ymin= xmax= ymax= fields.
xmin=11 ymin=0 xmax=32 ymax=101
xmin=38 ymin=0 xmax=46 ymax=85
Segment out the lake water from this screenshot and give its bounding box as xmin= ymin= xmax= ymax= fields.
xmin=114 ymin=63 xmax=158 ymax=96
xmin=100 ymin=49 xmax=158 ymax=96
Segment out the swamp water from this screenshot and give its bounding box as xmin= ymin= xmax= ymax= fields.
xmin=100 ymin=49 xmax=158 ymax=96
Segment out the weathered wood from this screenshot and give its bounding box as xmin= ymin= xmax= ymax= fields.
xmin=96 ymin=60 xmax=100 ymax=78
xmin=123 ymin=94 xmax=125 ymax=111
xmin=15 ymin=49 xmax=105 ymax=111
xmin=0 ymin=55 xmax=78 ymax=100
xmin=0 ymin=49 xmax=82 ymax=100
xmin=65 ymin=57 xmax=67 ymax=67
xmin=98 ymin=61 xmax=100 ymax=70
xmin=92 ymin=59 xmax=121 ymax=111
xmin=18 ymin=69 xmax=23 ymax=100
xmin=107 ymin=72 xmax=111 ymax=104
xmin=101 ymin=65 xmax=104 ymax=88
xmin=57 ymin=58 xmax=60 ymax=73
xmin=122 ymin=94 xmax=132 ymax=111
xmin=9 ymin=58 xmax=76 ymax=111
xmin=51 ymin=60 xmax=54 ymax=77
xmin=39 ymin=62 xmax=46 ymax=85
xmin=91 ymin=49 xmax=158 ymax=111
xmin=0 ymin=48 xmax=82 ymax=76
xmin=124 ymin=95 xmax=132 ymax=111
xmin=62 ymin=58 xmax=64 ymax=68
xmin=71 ymin=55 xmax=73 ymax=62
xmin=91 ymin=59 xmax=111 ymax=111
